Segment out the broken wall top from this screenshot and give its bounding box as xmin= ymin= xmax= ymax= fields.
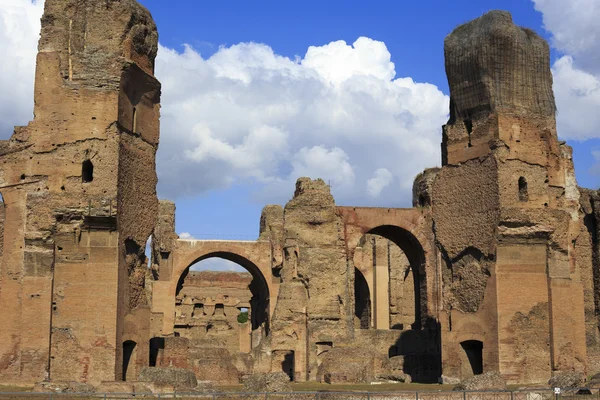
xmin=445 ymin=10 xmax=556 ymax=120
xmin=39 ymin=0 xmax=158 ymax=87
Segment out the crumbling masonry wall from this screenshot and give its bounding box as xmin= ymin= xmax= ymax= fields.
xmin=1 ymin=3 xmax=599 ymax=389
xmin=0 ymin=0 xmax=160 ymax=386
xmin=414 ymin=10 xmax=588 ymax=384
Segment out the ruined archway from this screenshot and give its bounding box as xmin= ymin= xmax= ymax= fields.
xmin=175 ymin=252 xmax=270 ymax=352
xmin=354 ymin=225 xmax=427 ymax=330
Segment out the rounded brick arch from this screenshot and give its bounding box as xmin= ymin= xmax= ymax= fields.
xmin=154 ymin=240 xmax=277 ymax=335
xmin=338 ymin=207 xmax=438 ymax=324
xmin=339 ymin=208 xmax=434 ymax=262
xmin=170 ymin=241 xmax=273 ymax=297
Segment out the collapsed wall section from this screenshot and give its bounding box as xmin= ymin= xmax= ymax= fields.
xmin=269 ymin=178 xmax=350 ymax=381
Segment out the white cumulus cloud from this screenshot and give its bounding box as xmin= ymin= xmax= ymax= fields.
xmin=551 ymin=56 xmax=600 ymax=140
xmin=533 ymin=0 xmax=600 ymax=141
xmin=301 ymin=37 xmax=396 ymax=85
xmin=178 ymin=232 xmax=196 ymax=240
xmin=190 ymin=257 xmax=246 ymax=272
xmin=0 ymin=2 xmax=449 ymax=207
xmin=0 ymin=0 xmax=43 ymax=137
xmin=532 ymin=0 xmax=599 ymax=74
xmin=155 ymin=38 xmax=448 ymax=205
xmin=367 ymin=168 xmax=394 ymax=198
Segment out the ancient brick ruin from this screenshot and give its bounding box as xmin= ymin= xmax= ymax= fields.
xmin=0 ymin=1 xmax=598 ymax=390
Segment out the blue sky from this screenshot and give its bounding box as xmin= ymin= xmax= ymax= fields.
xmin=137 ymin=0 xmax=600 ymax=239
xmin=1 ymin=0 xmax=600 ymax=272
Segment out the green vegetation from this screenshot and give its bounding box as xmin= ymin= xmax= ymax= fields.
xmin=237 ymin=310 xmax=249 ymax=323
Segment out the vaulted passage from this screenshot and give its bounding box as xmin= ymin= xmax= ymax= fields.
xmin=352 ymin=224 xmax=440 ymax=383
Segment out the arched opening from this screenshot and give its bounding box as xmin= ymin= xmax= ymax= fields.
xmin=149 ymin=337 xmax=164 ymax=367
xmin=237 ymin=307 xmax=249 ymax=323
xmin=82 ymin=159 xmax=94 ymax=183
xmin=369 ymin=225 xmax=427 ymax=330
xmin=175 ymin=252 xmax=270 ymax=354
xmin=272 ymin=350 xmax=294 ymax=381
xmin=461 ymin=340 xmax=483 ymax=375
xmin=122 ymin=340 xmax=137 ymax=381
xmin=355 ymin=225 xmax=440 ymax=383
xmin=354 ymin=267 xmax=371 ymax=329
xmin=518 ymin=176 xmax=528 ymax=202
xmin=353 ymin=226 xmax=426 ymax=331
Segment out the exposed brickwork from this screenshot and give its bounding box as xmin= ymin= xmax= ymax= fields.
xmin=0 ymin=5 xmax=596 ymax=391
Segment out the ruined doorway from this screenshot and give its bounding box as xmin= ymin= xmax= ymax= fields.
xmin=461 ymin=340 xmax=483 ymax=375
xmin=354 ymin=267 xmax=371 ymax=329
xmin=82 ymin=159 xmax=94 ymax=183
xmin=122 ymin=340 xmax=137 ymax=381
xmin=272 ymin=350 xmax=294 ymax=381
xmin=149 ymin=337 xmax=165 ymax=367
xmin=316 ymin=341 xmax=333 ymax=366
xmin=175 ymin=254 xmax=270 ymax=354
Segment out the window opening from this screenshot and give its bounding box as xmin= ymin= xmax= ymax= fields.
xmin=518 ymin=177 xmax=528 ymax=202
xmin=82 ymin=159 xmax=94 ymax=183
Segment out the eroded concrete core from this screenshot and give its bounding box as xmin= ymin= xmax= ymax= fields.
xmin=0 ymin=6 xmax=598 ymax=390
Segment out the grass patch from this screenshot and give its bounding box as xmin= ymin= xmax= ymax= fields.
xmin=0 ymin=385 xmax=32 ymax=392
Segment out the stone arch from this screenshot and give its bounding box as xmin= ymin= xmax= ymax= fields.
xmin=175 ymin=250 xmax=271 ymax=337
xmin=339 ymin=207 xmax=436 ymax=324
xmin=361 ymin=225 xmax=428 ymax=330
xmin=171 ymin=242 xmax=273 ymax=298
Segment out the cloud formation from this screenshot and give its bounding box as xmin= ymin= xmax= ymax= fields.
xmin=532 ymin=0 xmax=600 ymax=141
xmin=155 ymin=39 xmax=449 ymax=205
xmin=3 ymin=0 xmax=599 ymax=205
xmin=0 ymin=1 xmax=450 ymax=207
xmin=0 ymin=0 xmax=43 ymax=136
xmin=189 ymin=257 xmax=246 ymax=272
xmin=178 ymin=232 xmax=196 ymax=240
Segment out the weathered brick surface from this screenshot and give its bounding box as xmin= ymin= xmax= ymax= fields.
xmin=0 ymin=5 xmax=597 ymax=389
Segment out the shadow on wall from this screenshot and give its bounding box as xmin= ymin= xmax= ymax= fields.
xmin=388 ymin=318 xmax=442 ymax=383
xmin=354 ymin=267 xmax=371 ymax=329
